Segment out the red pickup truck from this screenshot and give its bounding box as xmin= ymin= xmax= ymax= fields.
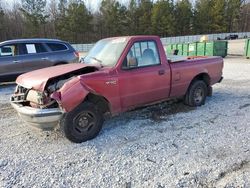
xmin=11 ymin=36 xmax=223 ymax=143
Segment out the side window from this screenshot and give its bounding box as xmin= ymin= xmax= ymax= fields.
xmin=35 ymin=43 xmax=47 ymax=53
xmin=0 ymin=44 xmax=17 ymax=57
xmin=26 ymin=44 xmax=37 ymax=54
xmin=18 ymin=44 xmax=28 ymax=55
xmin=122 ymin=41 xmax=160 ymax=69
xmin=46 ymin=43 xmax=67 ymax=52
xmin=18 ymin=43 xmax=47 ymax=55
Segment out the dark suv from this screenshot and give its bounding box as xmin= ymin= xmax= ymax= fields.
xmin=225 ymin=34 xmax=238 ymax=40
xmin=0 ymin=39 xmax=79 ymax=82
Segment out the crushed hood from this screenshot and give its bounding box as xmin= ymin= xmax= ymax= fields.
xmin=16 ymin=63 xmax=99 ymax=91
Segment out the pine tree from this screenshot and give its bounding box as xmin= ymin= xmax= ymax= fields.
xmin=66 ymin=1 xmax=92 ymax=42
xmin=193 ymin=0 xmax=214 ymax=34
xmin=55 ymin=0 xmax=68 ymax=40
xmin=211 ymin=0 xmax=227 ymax=33
xmin=151 ymin=0 xmax=175 ymax=36
xmin=100 ymin=0 xmax=128 ymax=37
xmin=225 ymin=0 xmax=241 ymax=32
xmin=0 ymin=2 xmax=5 ymax=40
xmin=58 ymin=0 xmax=67 ymax=16
xmin=127 ymin=0 xmax=140 ymax=35
xmin=137 ymin=0 xmax=153 ymax=34
xmin=174 ymin=0 xmax=193 ymax=35
xmin=20 ymin=0 xmax=48 ymax=37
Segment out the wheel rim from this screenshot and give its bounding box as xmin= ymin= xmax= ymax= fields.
xmin=194 ymin=87 xmax=204 ymax=104
xmin=74 ymin=111 xmax=96 ymax=134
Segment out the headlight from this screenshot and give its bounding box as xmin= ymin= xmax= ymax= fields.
xmin=26 ymin=90 xmax=45 ymax=105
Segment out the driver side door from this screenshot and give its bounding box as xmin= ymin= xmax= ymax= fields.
xmin=118 ymin=40 xmax=171 ymax=110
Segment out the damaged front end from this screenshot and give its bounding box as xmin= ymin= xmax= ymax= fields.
xmin=10 ymin=66 xmax=98 ymax=130
xmin=11 ymin=84 xmax=64 ymax=130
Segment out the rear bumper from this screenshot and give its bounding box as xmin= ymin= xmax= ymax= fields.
xmin=11 ymin=102 xmax=63 ymax=130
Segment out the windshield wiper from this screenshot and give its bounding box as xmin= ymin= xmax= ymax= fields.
xmin=90 ymin=56 xmax=102 ymax=63
xmin=90 ymin=56 xmax=104 ymax=67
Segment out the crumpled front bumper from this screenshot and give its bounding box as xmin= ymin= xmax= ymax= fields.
xmin=11 ymin=102 xmax=63 ymax=130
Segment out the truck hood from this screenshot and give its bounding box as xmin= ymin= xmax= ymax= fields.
xmin=16 ymin=63 xmax=99 ymax=91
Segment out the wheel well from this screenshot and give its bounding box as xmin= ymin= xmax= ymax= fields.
xmin=84 ymin=93 xmax=110 ymax=114
xmin=191 ymin=73 xmax=210 ymax=86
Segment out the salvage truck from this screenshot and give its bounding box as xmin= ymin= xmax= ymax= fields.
xmin=11 ymin=36 xmax=223 ymax=143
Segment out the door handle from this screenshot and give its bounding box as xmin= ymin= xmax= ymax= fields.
xmin=41 ymin=57 xmax=49 ymax=60
xmin=158 ymin=69 xmax=165 ymax=75
xmin=13 ymin=60 xmax=20 ymax=63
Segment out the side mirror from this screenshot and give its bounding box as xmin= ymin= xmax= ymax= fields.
xmin=79 ymin=57 xmax=85 ymax=63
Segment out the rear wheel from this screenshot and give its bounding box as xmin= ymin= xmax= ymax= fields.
xmin=184 ymin=80 xmax=208 ymax=107
xmin=62 ymin=102 xmax=103 ymax=143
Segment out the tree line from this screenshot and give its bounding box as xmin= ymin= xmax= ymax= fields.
xmin=0 ymin=0 xmax=249 ymax=43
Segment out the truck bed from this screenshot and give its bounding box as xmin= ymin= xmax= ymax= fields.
xmin=167 ymin=55 xmax=209 ymax=63
xmin=169 ymin=55 xmax=223 ymax=98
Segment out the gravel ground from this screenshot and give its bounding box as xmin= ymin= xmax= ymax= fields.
xmin=0 ymin=56 xmax=250 ymax=187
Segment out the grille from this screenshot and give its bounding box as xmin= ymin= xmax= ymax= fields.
xmin=11 ymin=85 xmax=29 ymax=103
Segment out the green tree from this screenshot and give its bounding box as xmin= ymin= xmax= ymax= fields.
xmin=210 ymin=0 xmax=227 ymax=33
xmin=240 ymin=2 xmax=250 ymax=32
xmin=66 ymin=1 xmax=92 ymax=42
xmin=174 ymin=0 xmax=193 ymax=35
xmin=193 ymin=0 xmax=214 ymax=34
xmin=58 ymin=0 xmax=67 ymax=16
xmin=151 ymin=0 xmax=175 ymax=36
xmin=55 ymin=0 xmax=68 ymax=39
xmin=20 ymin=0 xmax=48 ymax=37
xmin=0 ymin=2 xmax=5 ymax=39
xmin=137 ymin=0 xmax=153 ymax=34
xmin=127 ymin=0 xmax=140 ymax=35
xmin=100 ymin=0 xmax=128 ymax=37
xmin=225 ymin=0 xmax=241 ymax=32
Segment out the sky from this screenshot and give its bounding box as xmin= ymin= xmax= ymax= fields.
xmin=1 ymin=0 xmax=130 ymax=12
xmin=3 ymin=0 xmax=250 ymax=12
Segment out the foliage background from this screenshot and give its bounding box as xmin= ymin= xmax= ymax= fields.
xmin=0 ymin=0 xmax=249 ymax=43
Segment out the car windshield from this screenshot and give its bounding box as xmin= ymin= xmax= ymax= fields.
xmin=83 ymin=37 xmax=129 ymax=67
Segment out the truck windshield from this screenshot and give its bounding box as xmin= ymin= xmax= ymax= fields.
xmin=83 ymin=37 xmax=128 ymax=67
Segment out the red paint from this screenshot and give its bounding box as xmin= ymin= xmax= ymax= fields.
xmin=17 ymin=36 xmax=223 ymax=114
xmin=16 ymin=63 xmax=96 ymax=91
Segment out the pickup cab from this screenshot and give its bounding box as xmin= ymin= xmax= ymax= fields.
xmin=11 ymin=36 xmax=223 ymax=143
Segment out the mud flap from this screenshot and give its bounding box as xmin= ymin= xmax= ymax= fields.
xmin=207 ymin=86 xmax=213 ymax=97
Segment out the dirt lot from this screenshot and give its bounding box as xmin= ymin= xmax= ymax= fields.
xmin=0 ymin=56 xmax=250 ymax=187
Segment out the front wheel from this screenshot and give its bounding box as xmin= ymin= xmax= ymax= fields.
xmin=184 ymin=80 xmax=208 ymax=107
xmin=62 ymin=102 xmax=103 ymax=143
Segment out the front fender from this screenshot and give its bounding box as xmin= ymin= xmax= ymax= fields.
xmin=51 ymin=77 xmax=91 ymax=112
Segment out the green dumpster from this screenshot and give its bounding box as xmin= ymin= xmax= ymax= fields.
xmin=188 ymin=43 xmax=197 ymax=56
xmin=196 ymin=42 xmax=206 ymax=56
xmin=166 ymin=45 xmax=172 ymax=54
xmin=182 ymin=43 xmax=189 ymax=56
xmin=166 ymin=44 xmax=178 ymax=55
xmin=176 ymin=44 xmax=183 ymax=55
xmin=205 ymin=41 xmax=228 ymax=57
xmin=166 ymin=41 xmax=227 ymax=57
xmin=245 ymin=39 xmax=250 ymax=59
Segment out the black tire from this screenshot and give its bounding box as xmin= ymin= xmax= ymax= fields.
xmin=184 ymin=80 xmax=208 ymax=107
xmin=62 ymin=102 xmax=103 ymax=143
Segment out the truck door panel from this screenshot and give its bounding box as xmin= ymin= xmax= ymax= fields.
xmin=118 ymin=40 xmax=171 ymax=109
